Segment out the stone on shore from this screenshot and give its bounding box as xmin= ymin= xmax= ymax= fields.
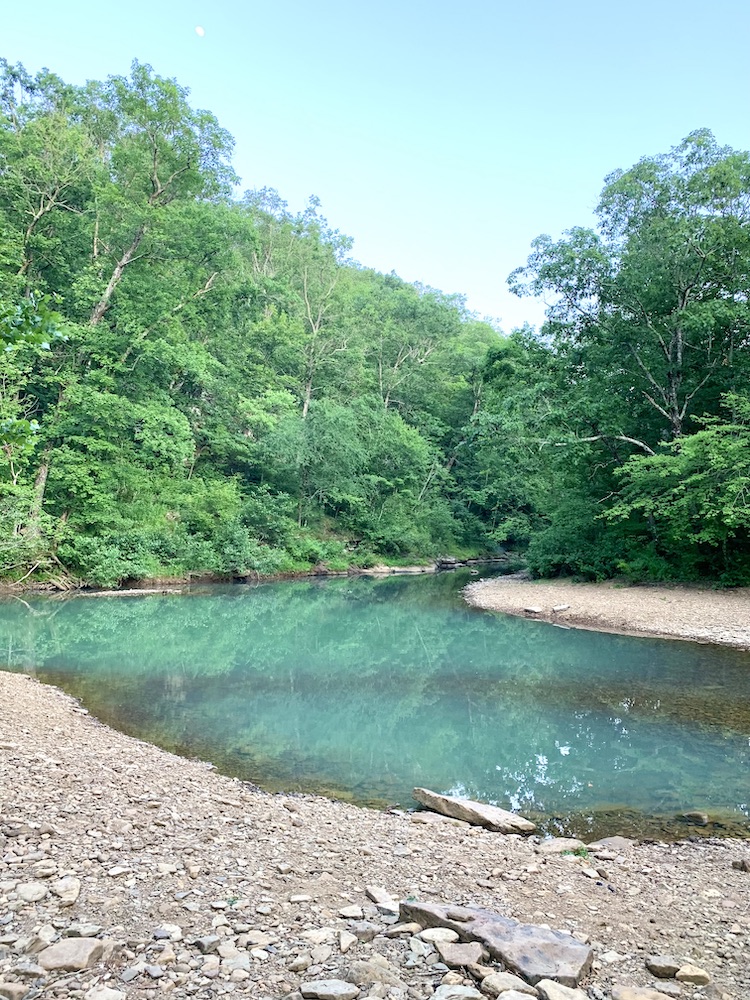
xmin=50 ymin=876 xmax=81 ymax=907
xmin=645 ymin=954 xmax=681 ymax=978
xmin=412 ymin=787 xmax=535 ymax=833
xmin=0 ymin=986 xmax=29 ymax=1000
xmin=432 ymin=987 xmax=482 ymax=999
xmin=37 ymin=938 xmax=106 ymax=971
xmin=399 ymin=901 xmax=592 ymax=987
xmin=435 ymin=940 xmax=487 ymax=966
xmin=675 ymin=963 xmax=710 ymax=984
xmin=535 ymin=982 xmax=588 ymax=1000
xmin=300 ymin=981 xmax=360 ymax=1000
xmin=481 ymin=970 xmax=539 ymax=995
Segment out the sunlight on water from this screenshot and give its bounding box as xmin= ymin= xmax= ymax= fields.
xmin=1 ymin=571 xmax=749 ymax=839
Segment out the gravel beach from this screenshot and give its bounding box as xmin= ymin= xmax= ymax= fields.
xmin=1 ymin=669 xmax=749 ymax=1000
xmin=463 ymin=578 xmax=750 ymax=650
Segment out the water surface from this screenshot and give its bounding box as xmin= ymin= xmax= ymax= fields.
xmin=1 ymin=571 xmax=749 ymax=840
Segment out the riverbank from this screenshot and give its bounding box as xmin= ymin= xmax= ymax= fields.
xmin=463 ymin=576 xmax=750 ymax=650
xmin=1 ymin=671 xmax=748 ymax=1000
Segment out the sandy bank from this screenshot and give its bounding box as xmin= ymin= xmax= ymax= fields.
xmin=464 ymin=577 xmax=750 ymax=650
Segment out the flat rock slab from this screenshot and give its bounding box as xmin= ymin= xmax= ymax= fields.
xmin=432 ymin=987 xmax=483 ymax=1000
xmin=482 ymin=971 xmax=539 ymax=995
xmin=412 ymin=787 xmax=535 ymax=833
xmin=399 ymin=901 xmax=592 ymax=987
xmin=300 ymin=981 xmax=360 ymax=1000
xmin=0 ymin=985 xmax=29 ymax=1000
xmin=645 ymin=955 xmax=681 ymax=978
xmin=587 ymin=836 xmax=636 ymax=851
xmin=435 ymin=940 xmax=487 ymax=966
xmin=38 ymin=938 xmax=106 ymax=971
xmin=536 ymin=982 xmax=589 ymax=1000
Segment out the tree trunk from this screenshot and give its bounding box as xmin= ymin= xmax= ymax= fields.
xmin=26 ymin=451 xmax=51 ymax=539
xmin=90 ymin=225 xmax=146 ymax=325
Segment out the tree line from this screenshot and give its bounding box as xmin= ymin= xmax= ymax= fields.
xmin=1 ymin=58 xmax=748 ymax=586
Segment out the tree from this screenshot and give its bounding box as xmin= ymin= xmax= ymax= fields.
xmin=510 ymin=130 xmax=750 ymax=447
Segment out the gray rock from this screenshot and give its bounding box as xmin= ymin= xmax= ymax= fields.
xmin=435 ymin=941 xmax=486 ymax=967
xmin=300 ymin=981 xmax=360 ymax=1000
xmin=432 ymin=987 xmax=482 ymax=1000
xmin=413 ymin=788 xmax=535 ymax=833
xmin=732 ymin=858 xmax=750 ymax=871
xmin=65 ymin=923 xmax=103 ymax=938
xmin=120 ymin=966 xmax=143 ymax=983
xmin=193 ymin=935 xmax=221 ymax=954
xmin=497 ymin=994 xmax=540 ymax=1000
xmin=481 ymin=971 xmax=539 ymax=996
xmin=535 ymin=982 xmax=588 ymax=1000
xmin=645 ymin=954 xmax=681 ymax=978
xmin=347 ymin=957 xmax=403 ymax=986
xmin=420 ymin=928 xmax=459 ymax=943
xmin=16 ymin=883 xmax=48 ymax=904
xmin=84 ymin=988 xmax=125 ymax=1000
xmin=586 ymin=836 xmax=636 ymax=851
xmin=50 ymin=876 xmax=80 ymax=907
xmin=675 ymin=964 xmax=710 ymax=985
xmin=0 ymin=985 xmax=28 ymax=1000
xmin=349 ymin=921 xmax=379 ymax=942
xmin=399 ymin=901 xmax=592 ymax=987
xmin=37 ymin=938 xmax=105 ymax=972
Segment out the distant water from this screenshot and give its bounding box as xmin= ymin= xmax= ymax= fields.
xmin=1 ymin=571 xmax=748 ymax=840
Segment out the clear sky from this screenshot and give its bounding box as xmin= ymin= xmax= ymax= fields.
xmin=3 ymin=0 xmax=750 ymax=331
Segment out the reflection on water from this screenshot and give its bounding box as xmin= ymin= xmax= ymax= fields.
xmin=1 ymin=571 xmax=749 ymax=840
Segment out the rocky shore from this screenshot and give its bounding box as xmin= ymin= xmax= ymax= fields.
xmin=463 ymin=578 xmax=750 ymax=650
xmin=1 ymin=672 xmax=748 ymax=1000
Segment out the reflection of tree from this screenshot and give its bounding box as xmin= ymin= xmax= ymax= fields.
xmin=0 ymin=572 xmax=748 ymax=832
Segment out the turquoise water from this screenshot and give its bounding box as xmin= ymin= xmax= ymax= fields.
xmin=1 ymin=571 xmax=749 ymax=839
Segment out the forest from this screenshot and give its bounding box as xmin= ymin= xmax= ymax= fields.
xmin=0 ymin=58 xmax=749 ymax=587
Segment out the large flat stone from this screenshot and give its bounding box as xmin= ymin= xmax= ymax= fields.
xmin=399 ymin=901 xmax=591 ymax=987
xmin=300 ymin=981 xmax=359 ymax=1000
xmin=38 ymin=938 xmax=105 ymax=971
xmin=412 ymin=788 xmax=535 ymax=833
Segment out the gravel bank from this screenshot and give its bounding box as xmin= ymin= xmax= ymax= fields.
xmin=1 ymin=672 xmax=749 ymax=1000
xmin=463 ymin=578 xmax=750 ymax=650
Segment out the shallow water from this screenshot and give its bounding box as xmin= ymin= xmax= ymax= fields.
xmin=1 ymin=571 xmax=749 ymax=840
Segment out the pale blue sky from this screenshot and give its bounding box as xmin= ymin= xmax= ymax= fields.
xmin=3 ymin=0 xmax=749 ymax=330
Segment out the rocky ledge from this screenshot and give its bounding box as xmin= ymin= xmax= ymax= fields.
xmin=0 ymin=672 xmax=748 ymax=1000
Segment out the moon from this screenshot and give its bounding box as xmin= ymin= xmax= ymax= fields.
xmin=195 ymin=25 xmax=205 ymax=37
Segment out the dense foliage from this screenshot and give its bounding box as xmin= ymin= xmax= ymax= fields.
xmin=0 ymin=59 xmax=500 ymax=585
xmin=1 ymin=57 xmax=748 ymax=586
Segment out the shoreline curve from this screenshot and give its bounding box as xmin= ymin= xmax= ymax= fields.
xmin=463 ymin=575 xmax=750 ymax=650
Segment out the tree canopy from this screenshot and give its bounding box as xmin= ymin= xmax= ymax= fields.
xmin=0 ymin=58 xmax=748 ymax=587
